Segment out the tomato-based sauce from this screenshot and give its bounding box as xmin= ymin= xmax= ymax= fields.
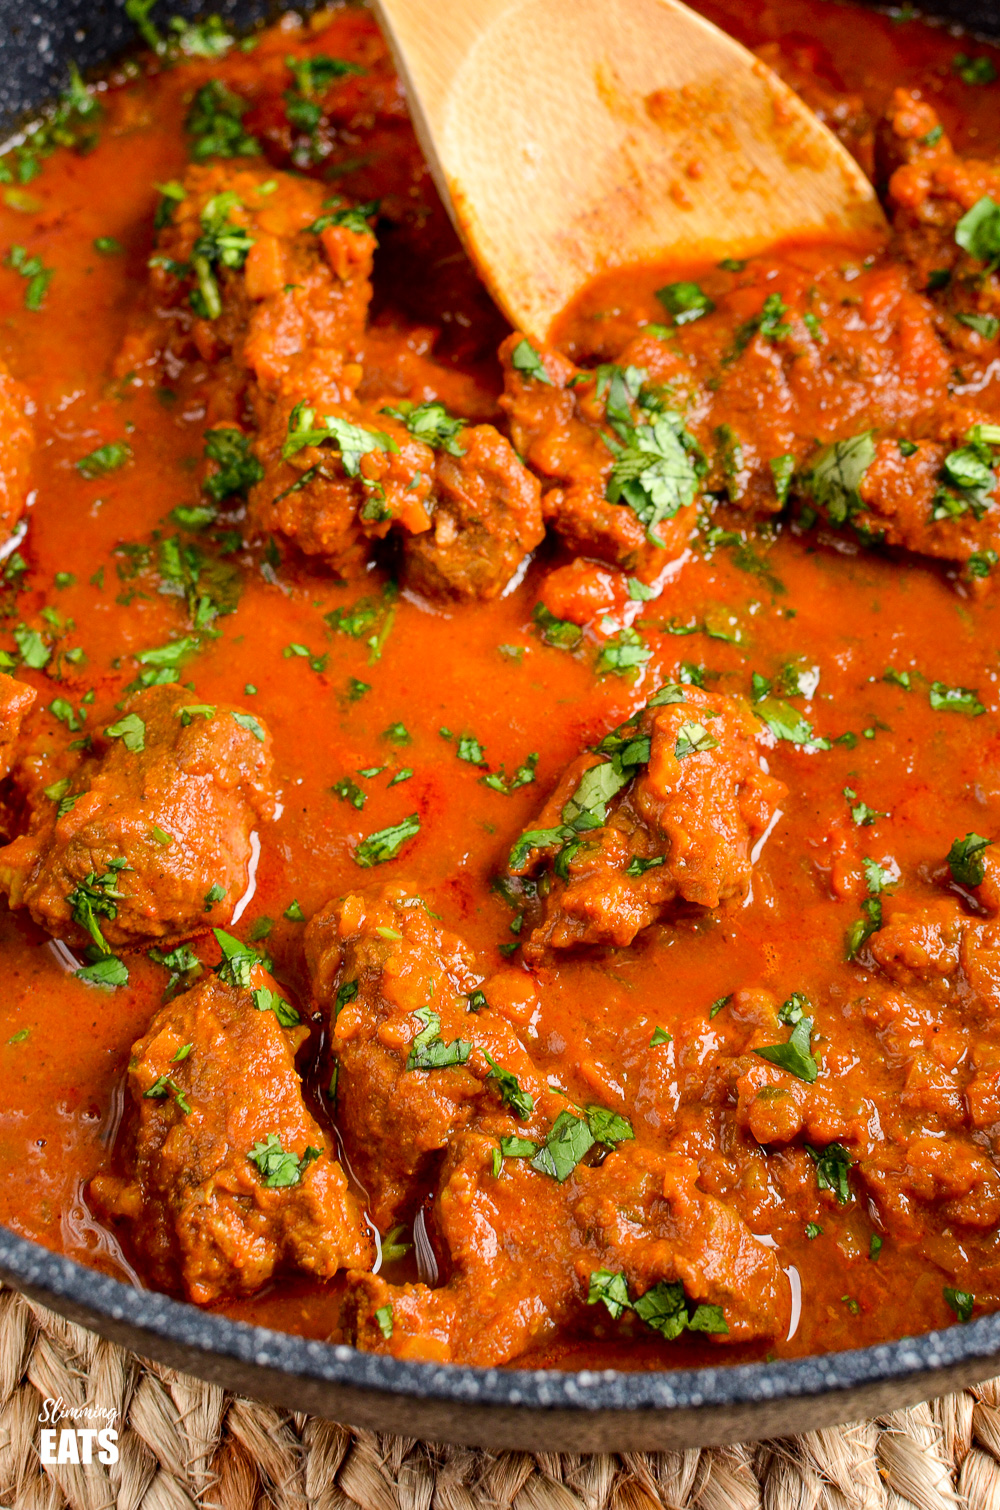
xmin=2 ymin=0 xmax=1000 ymax=1370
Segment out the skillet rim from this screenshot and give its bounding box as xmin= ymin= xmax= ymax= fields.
xmin=2 ymin=1224 xmax=1000 ymax=1416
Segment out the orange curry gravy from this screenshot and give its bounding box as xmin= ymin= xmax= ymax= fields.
xmin=2 ymin=0 xmax=1000 ymax=1371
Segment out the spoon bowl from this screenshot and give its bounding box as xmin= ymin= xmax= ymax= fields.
xmin=372 ymin=0 xmax=888 ymax=341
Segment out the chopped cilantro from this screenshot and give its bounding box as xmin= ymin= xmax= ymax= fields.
xmin=248 ymin=1134 xmax=320 ymax=1188
xmin=929 ymin=682 xmax=985 ymax=717
xmin=597 ymin=626 xmax=651 ymax=676
xmin=354 ymin=814 xmax=420 ymax=867
xmin=588 ymin=1271 xmax=727 ymax=1337
xmin=76 ymin=441 xmax=131 ymax=479
xmin=232 ymin=711 xmax=266 ymax=741
xmin=947 ymin=832 xmax=992 ymax=887
xmin=186 ymin=80 xmax=261 ymax=161
xmin=944 ymin=1287 xmax=975 ymax=1322
xmin=650 ymin=1025 xmax=672 ymax=1045
xmin=754 ymin=1016 xmax=818 ymax=1083
xmin=674 ymin=721 xmax=718 ymax=758
xmin=530 ymin=1109 xmax=594 ymax=1181
xmin=77 ymin=955 xmax=129 ymax=990
xmin=104 ymin=713 xmax=145 ymax=752
xmin=380 ymin=400 xmax=465 ymax=455
xmin=770 ymin=453 xmax=796 ymax=506
xmin=213 ymin=928 xmax=262 ymax=988
xmin=604 ymin=411 xmax=704 ymax=547
xmin=953 ymin=52 xmax=997 ymax=85
xmin=626 ymin=854 xmax=665 ymax=876
xmin=957 ymin=312 xmax=999 ymax=339
xmin=203 ymin=427 xmax=263 ymax=500
xmin=533 ymin=603 xmax=582 ymax=650
xmin=5 ymin=245 xmax=54 ymax=310
xmin=252 ymin=986 xmax=301 ymax=1028
xmin=969 ymin=548 xmax=999 ymax=579
xmin=457 ymin=733 xmax=487 ymax=765
xmin=807 ymin=1142 xmax=852 ymax=1205
xmin=955 ymin=194 xmax=1000 ymax=267
xmin=755 ymin=696 xmax=829 ymax=750
xmin=405 ymin=1007 xmax=471 ymax=1070
xmin=332 ymin=776 xmax=366 ymax=810
xmin=656 ymin=280 xmax=714 ymax=325
xmin=483 ymin=1052 xmax=534 ymax=1119
xmin=12 ymin=625 xmax=49 ymax=670
xmin=510 ymin=338 xmax=552 ymax=384
xmin=802 ymin=432 xmax=875 ymax=526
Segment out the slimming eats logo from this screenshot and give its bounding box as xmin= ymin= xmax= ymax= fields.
xmin=37 ymin=1398 xmax=119 ymax=1465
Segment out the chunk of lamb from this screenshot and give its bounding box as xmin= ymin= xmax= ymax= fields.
xmin=137 ymin=162 xmax=374 ymax=418
xmin=342 ymin=1140 xmax=789 ymax=1364
xmin=508 ymin=685 xmax=785 ymax=957
xmin=803 ymin=420 xmax=1000 ymax=567
xmin=306 ymin=885 xmax=547 ymax=1229
xmin=247 ymin=396 xmax=436 ymax=578
xmin=863 ymin=898 xmax=1000 ymax=1031
xmin=0 ymin=357 xmax=34 ymax=545
xmin=882 ymin=90 xmax=1000 ymax=348
xmin=90 ymin=965 xmax=372 ymax=1303
xmin=498 ymin=333 xmax=700 ymax=574
xmin=0 ymin=673 xmax=35 ymax=783
xmin=401 ymin=423 xmax=544 ymax=599
xmin=0 ymin=686 xmax=273 ymax=949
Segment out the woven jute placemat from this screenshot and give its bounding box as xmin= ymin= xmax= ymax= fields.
xmin=1 ymin=1286 xmax=999 ymax=1510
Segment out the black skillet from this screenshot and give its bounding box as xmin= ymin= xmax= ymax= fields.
xmin=0 ymin=0 xmax=999 ymax=1453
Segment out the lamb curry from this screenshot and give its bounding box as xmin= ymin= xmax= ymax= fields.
xmin=1 ymin=0 xmax=1000 ymax=1370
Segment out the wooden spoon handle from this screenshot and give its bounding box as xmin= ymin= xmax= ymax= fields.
xmin=372 ymin=0 xmax=886 ymax=340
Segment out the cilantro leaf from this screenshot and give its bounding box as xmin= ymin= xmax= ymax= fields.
xmin=248 ymin=1133 xmax=320 ymax=1188
xmin=380 ymin=400 xmax=465 ymax=455
xmin=755 ymin=696 xmax=829 ymax=750
xmin=354 ymin=814 xmax=420 ymax=867
xmin=588 ymin=1268 xmax=632 ymax=1319
xmin=213 ymin=929 xmax=261 ymax=988
xmin=76 ymin=441 xmax=131 ymax=479
xmin=104 ymin=713 xmax=145 ymax=752
xmin=674 ymin=720 xmax=719 ymax=759
xmin=510 ymin=338 xmax=552 ymax=384
xmin=944 ymin=1287 xmax=975 ymax=1322
xmin=585 ymin=1105 xmax=634 ymax=1147
xmin=807 ymin=1142 xmax=853 ymax=1204
xmin=929 ymin=682 xmax=985 ymax=717
xmin=605 ymin=412 xmax=703 ymax=547
xmin=530 ymin=1109 xmax=595 ymax=1181
xmin=76 ymin=954 xmax=129 ymax=990
xmin=186 ymin=80 xmax=261 ymax=161
xmin=754 ymin=1017 xmax=818 ymax=1083
xmin=203 ymin=427 xmax=263 ymax=500
xmin=634 ymin=1280 xmax=728 ymax=1338
xmin=484 ymin=1051 xmax=534 ymax=1119
xmin=252 ymin=986 xmax=301 ymax=1028
xmin=948 ymin=832 xmax=992 ymax=886
xmin=656 ymin=280 xmax=714 ymax=325
xmin=533 ymin=603 xmax=582 ymax=650
xmin=803 ymin=432 xmax=876 ymax=526
xmin=405 ymin=1006 xmax=471 ymax=1070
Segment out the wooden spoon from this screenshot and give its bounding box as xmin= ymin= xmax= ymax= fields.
xmin=371 ymin=0 xmax=887 ymax=341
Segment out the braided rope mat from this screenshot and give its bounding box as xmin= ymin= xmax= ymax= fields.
xmin=2 ymin=1288 xmax=1000 ymax=1510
